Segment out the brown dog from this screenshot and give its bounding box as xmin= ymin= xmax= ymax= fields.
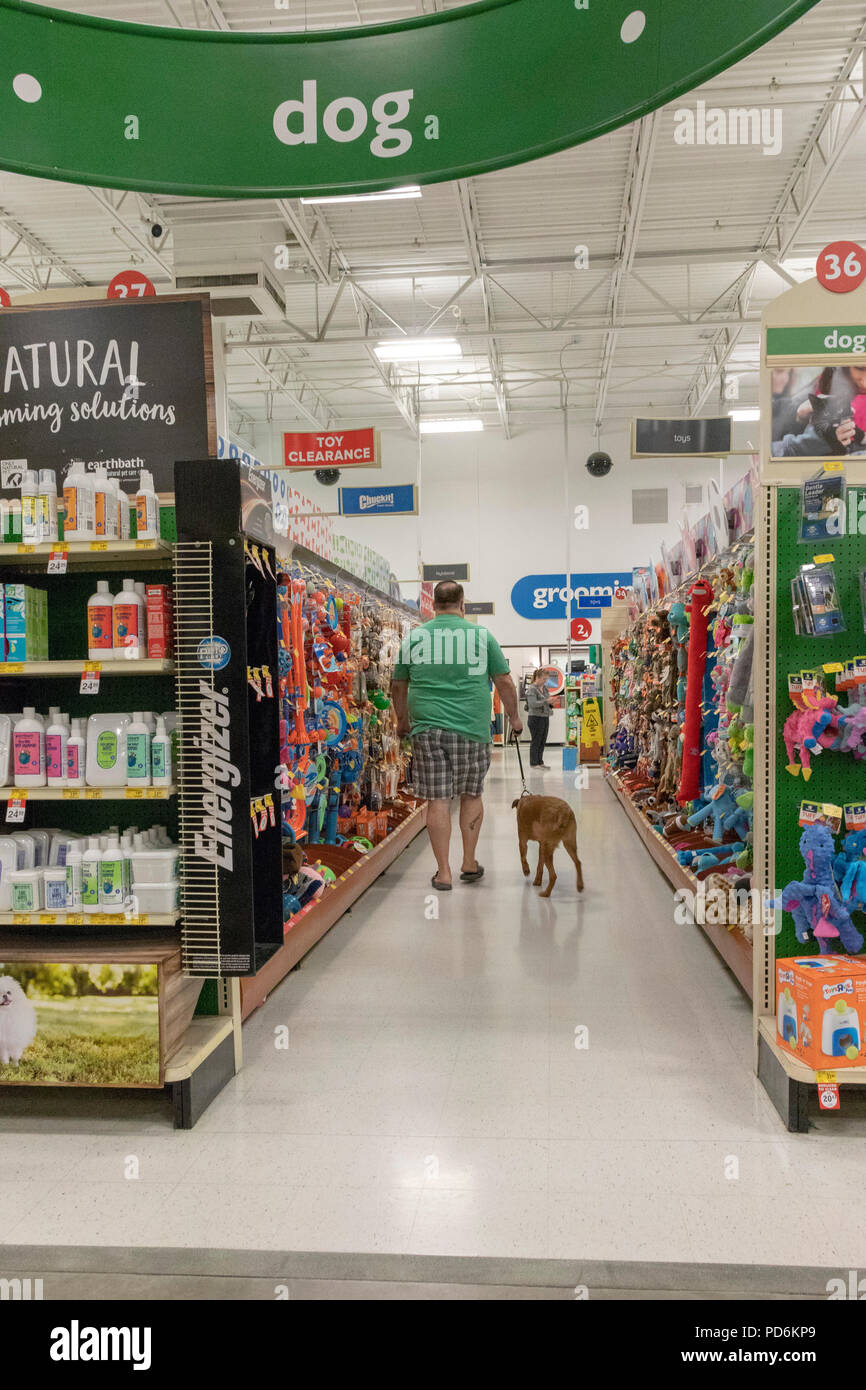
xmin=512 ymin=794 xmax=584 ymax=898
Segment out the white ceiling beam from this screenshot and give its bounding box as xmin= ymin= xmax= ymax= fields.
xmin=0 ymin=207 xmax=89 ymax=290
xmin=594 ymin=111 xmax=659 ymax=431
xmin=455 ymin=179 xmax=511 ymax=437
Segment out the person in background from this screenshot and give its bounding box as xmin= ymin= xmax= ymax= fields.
xmin=525 ymin=669 xmax=552 ymax=769
xmin=391 ymin=580 xmax=522 ymax=891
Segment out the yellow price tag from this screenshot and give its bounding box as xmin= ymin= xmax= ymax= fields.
xmin=16 ymin=544 xmax=35 ymax=553
xmin=823 ymin=662 xmax=845 ymax=674
xmin=101 ymin=914 xmax=124 ymax=925
xmin=62 ymin=788 xmax=81 ymax=800
xmin=125 ymin=788 xmax=144 ymax=799
xmin=12 ymin=913 xmax=30 ymax=924
xmin=66 ymin=914 xmax=85 ymax=926
xmin=89 ymin=541 xmax=108 ymax=551
xmin=817 ymin=1070 xmax=838 ymax=1084
xmin=38 ymin=913 xmax=57 ymax=925
xmin=2 ymin=664 xmax=25 ymax=674
xmin=145 ymin=787 xmax=166 ymax=799
xmin=134 ymin=539 xmax=155 ymax=549
xmin=813 ymin=553 xmax=836 ymax=564
xmin=84 ymin=789 xmax=102 ymax=800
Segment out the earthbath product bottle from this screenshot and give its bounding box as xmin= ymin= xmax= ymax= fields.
xmin=13 ymin=706 xmax=46 ymax=787
xmin=112 ymin=578 xmax=144 ymax=659
xmin=81 ymin=835 xmax=101 ymax=913
xmin=20 ymin=469 xmax=39 ymax=543
xmin=42 ymin=864 xmax=67 ymax=913
xmin=65 ymin=847 xmax=83 ymax=911
xmin=99 ymin=834 xmax=125 ymax=912
xmin=92 ymin=467 xmax=112 ymax=540
xmin=65 ymin=718 xmax=85 ymax=788
xmin=151 ymin=716 xmax=172 ymax=786
xmin=62 ymin=461 xmax=95 ymax=541
xmin=87 ymin=580 xmax=114 ymax=660
xmin=38 ymin=469 xmax=59 ymax=544
xmin=45 ymin=709 xmax=67 ymax=787
xmin=135 ymin=469 xmax=159 ymax=541
xmin=126 ymin=712 xmax=151 ymax=787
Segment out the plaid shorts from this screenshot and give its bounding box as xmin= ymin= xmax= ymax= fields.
xmin=410 ymin=728 xmax=492 ymax=799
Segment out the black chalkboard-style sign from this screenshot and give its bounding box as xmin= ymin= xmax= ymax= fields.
xmin=632 ymin=417 xmax=732 ymax=457
xmin=0 ymin=293 xmax=215 ymax=496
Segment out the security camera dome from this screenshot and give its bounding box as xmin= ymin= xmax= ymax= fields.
xmin=586 ymin=451 xmax=613 ymax=477
xmin=315 ymin=468 xmax=340 ymax=486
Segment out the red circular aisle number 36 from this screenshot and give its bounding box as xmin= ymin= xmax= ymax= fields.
xmin=817 ymin=242 xmax=866 ymax=294
xmin=107 ymin=270 xmax=156 ymax=299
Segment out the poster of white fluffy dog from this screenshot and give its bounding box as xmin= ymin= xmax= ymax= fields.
xmin=0 ymin=975 xmax=37 ymax=1065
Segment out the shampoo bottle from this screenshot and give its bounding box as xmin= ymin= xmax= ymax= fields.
xmin=81 ymin=836 xmax=101 ymax=913
xmin=45 ymin=709 xmax=67 ymax=786
xmin=13 ymin=707 xmax=46 ymax=787
xmin=113 ymin=578 xmax=144 ymax=659
xmin=66 ymin=718 xmax=85 ymax=788
xmin=99 ymin=834 xmax=125 ymax=912
xmin=38 ymin=469 xmax=59 ymax=544
xmin=126 ymin=712 xmax=151 ymax=786
xmin=92 ymin=468 xmax=111 ymax=540
xmin=65 ymin=847 xmax=83 ymax=912
xmin=87 ymin=580 xmax=114 ymax=659
xmin=20 ymin=469 xmax=39 ymax=543
xmin=151 ymin=716 xmax=172 ymax=786
xmin=135 ymin=469 xmax=159 ymax=540
xmin=62 ymin=462 xmax=95 ymax=541
xmin=117 ymin=486 xmax=132 ymax=541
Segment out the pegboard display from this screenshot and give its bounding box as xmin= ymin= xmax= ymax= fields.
xmin=773 ymin=484 xmax=866 ymax=957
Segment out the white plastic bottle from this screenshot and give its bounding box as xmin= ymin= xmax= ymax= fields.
xmin=126 ymin=712 xmax=151 ymax=786
xmin=81 ymin=835 xmax=101 ymax=914
xmin=43 ymin=865 xmax=67 ymax=913
xmin=92 ymin=468 xmax=111 ymax=540
xmin=117 ymin=486 xmax=132 ymax=541
xmin=99 ymin=833 xmax=125 ymax=912
xmin=13 ymin=707 xmax=46 ymax=787
xmin=38 ymin=469 xmax=59 ymax=544
xmin=104 ymin=476 xmax=120 ymax=540
xmin=45 ymin=710 xmax=67 ymax=787
xmin=151 ymin=716 xmax=172 ymax=786
xmin=112 ymin=578 xmax=144 ymax=659
xmin=87 ymin=580 xmax=114 ymax=660
xmin=20 ymin=469 xmax=39 ymax=543
xmin=135 ymin=469 xmax=159 ymax=540
xmin=66 ymin=718 xmax=85 ymax=788
xmin=62 ymin=462 xmax=95 ymax=541
xmin=134 ymin=584 xmax=149 ymax=648
xmin=65 ymin=847 xmax=83 ymax=912
xmin=120 ymin=829 xmax=134 ymax=902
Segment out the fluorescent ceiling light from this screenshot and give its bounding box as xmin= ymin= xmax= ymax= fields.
xmin=420 ymin=418 xmax=484 ymax=434
xmin=300 ymin=185 xmax=421 ymax=206
xmin=375 ymin=338 xmax=462 ymax=363
xmin=729 ymin=408 xmax=760 ymax=421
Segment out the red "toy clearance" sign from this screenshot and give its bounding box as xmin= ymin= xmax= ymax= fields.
xmin=283 ymin=428 xmax=380 ymax=469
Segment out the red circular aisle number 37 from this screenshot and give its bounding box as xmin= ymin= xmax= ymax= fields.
xmin=817 ymin=242 xmax=866 ymax=294
xmin=107 ymin=270 xmax=156 ymax=299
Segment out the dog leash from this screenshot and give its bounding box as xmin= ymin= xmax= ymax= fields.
xmin=509 ymin=727 xmax=530 ymax=798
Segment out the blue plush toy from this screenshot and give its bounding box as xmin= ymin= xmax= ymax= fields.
xmin=781 ymin=824 xmax=864 ymax=955
xmin=834 ymin=828 xmax=866 ymax=911
xmin=687 ymin=784 xmax=740 ymax=842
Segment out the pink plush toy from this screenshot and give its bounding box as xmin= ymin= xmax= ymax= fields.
xmin=783 ymin=694 xmax=838 ymax=780
xmin=852 ymin=394 xmax=866 ymax=435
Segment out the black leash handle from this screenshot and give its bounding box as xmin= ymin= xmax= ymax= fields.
xmin=509 ymin=725 xmax=529 ymax=796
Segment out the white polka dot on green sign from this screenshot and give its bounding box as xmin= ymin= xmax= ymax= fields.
xmin=621 ymin=10 xmax=646 ymax=44
xmin=13 ymin=73 xmax=42 ymax=103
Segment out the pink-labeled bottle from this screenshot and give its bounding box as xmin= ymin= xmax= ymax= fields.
xmin=45 ymin=709 xmax=67 ymax=786
xmin=13 ymin=707 xmax=46 ymax=787
xmin=66 ymin=718 xmax=85 ymax=788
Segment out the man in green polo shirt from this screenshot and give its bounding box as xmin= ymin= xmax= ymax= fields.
xmin=392 ymin=580 xmax=522 ymax=891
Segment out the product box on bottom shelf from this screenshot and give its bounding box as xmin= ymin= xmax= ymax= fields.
xmin=776 ymin=956 xmax=866 ymax=1068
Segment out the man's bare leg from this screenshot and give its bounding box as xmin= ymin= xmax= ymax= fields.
xmin=459 ymin=794 xmax=484 ymax=873
xmin=426 ymin=798 xmax=452 ymax=884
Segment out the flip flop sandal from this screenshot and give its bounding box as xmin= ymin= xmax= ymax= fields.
xmin=460 ymin=865 xmax=485 ymax=883
xmin=431 ymin=876 xmax=452 ymax=892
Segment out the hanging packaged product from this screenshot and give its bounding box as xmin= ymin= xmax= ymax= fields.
xmin=799 ymin=468 xmax=846 ymax=544
xmin=793 ymin=558 xmax=845 ymax=636
xmin=112 ymin=578 xmax=144 ymax=659
xmin=62 ymin=461 xmax=95 ymax=541
xmin=135 ymin=469 xmax=159 ymax=541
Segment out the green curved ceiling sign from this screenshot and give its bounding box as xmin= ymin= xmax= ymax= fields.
xmin=0 ymin=0 xmax=819 ymax=198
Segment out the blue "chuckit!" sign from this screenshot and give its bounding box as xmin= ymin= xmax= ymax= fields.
xmin=510 ymin=573 xmax=632 ymax=620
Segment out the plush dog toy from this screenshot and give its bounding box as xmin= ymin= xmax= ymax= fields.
xmin=781 ymin=823 xmax=864 ymax=955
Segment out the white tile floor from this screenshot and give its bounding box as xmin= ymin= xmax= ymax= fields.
xmin=5 ymin=753 xmax=866 ymax=1266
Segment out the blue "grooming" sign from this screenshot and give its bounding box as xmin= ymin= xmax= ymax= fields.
xmin=510 ymin=573 xmax=632 ymax=619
